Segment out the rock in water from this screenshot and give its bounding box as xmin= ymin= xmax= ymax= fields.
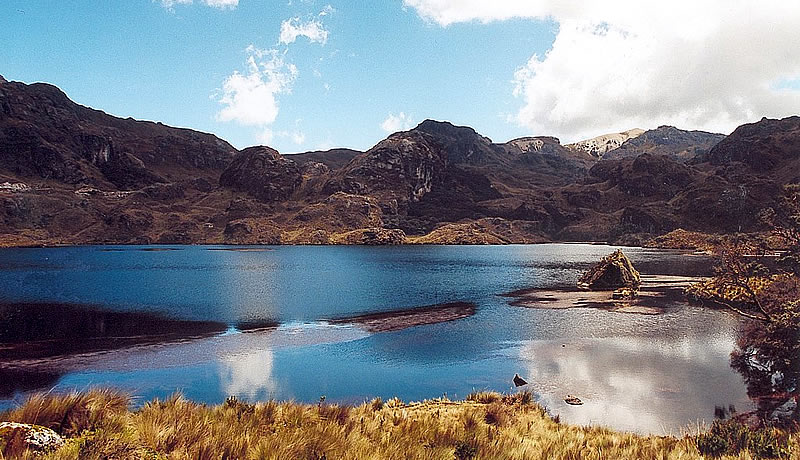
xmin=577 ymin=249 xmax=640 ymax=290
xmin=564 ymin=395 xmax=583 ymax=405
xmin=0 ymin=422 xmax=64 ymax=456
xmin=513 ymin=373 xmax=528 ymax=387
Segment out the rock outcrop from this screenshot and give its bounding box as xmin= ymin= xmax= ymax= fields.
xmin=577 ymin=250 xmax=641 ymax=290
xmin=219 ymin=146 xmax=302 ymax=202
xmin=602 ymin=126 xmax=724 ymax=162
xmin=566 ymin=128 xmax=645 ymax=158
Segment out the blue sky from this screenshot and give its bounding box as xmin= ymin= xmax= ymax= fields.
xmin=2 ymin=1 xmax=799 ymax=153
xmin=0 ymin=1 xmax=554 ymax=152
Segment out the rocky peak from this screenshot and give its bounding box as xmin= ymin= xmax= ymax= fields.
xmin=566 ymin=129 xmax=645 ymax=158
xmin=411 ymin=119 xmax=497 ymax=165
xmin=603 ymin=126 xmax=724 ymax=162
xmin=706 ymin=116 xmax=800 ymax=171
xmin=506 ymin=136 xmax=563 ymax=154
xmin=219 ymin=146 xmax=302 ymax=202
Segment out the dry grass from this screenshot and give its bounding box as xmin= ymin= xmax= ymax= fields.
xmin=0 ymin=389 xmax=797 ymax=459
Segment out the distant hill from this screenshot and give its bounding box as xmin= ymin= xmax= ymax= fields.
xmin=0 ymin=77 xmax=796 ymax=246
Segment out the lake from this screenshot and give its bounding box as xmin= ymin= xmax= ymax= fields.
xmin=0 ymin=244 xmax=749 ymax=434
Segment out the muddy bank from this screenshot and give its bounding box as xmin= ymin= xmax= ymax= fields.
xmin=502 ymin=275 xmax=704 ymax=315
xmin=330 ymin=302 xmax=476 ymax=332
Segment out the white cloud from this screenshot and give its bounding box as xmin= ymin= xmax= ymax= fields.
xmin=158 ymin=0 xmax=238 ymax=9
xmin=216 ymin=46 xmax=298 ymax=139
xmin=204 ymin=0 xmax=238 ymax=8
xmin=380 ymin=112 xmax=415 ymax=133
xmin=279 ymin=17 xmax=329 ymax=45
xmin=319 ymin=4 xmax=335 ymax=16
xmin=404 ymin=0 xmax=800 ymax=141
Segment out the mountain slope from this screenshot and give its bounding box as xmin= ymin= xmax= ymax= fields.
xmin=1 ymin=77 xmax=798 ymax=246
xmin=0 ymin=77 xmax=236 ymax=189
xmin=602 ymin=126 xmax=725 ymax=162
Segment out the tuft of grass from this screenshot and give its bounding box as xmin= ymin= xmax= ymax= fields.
xmin=1 ymin=389 xmax=797 ymax=459
xmin=466 ymin=391 xmax=501 ymax=404
xmin=1 ymin=388 xmax=129 ymax=437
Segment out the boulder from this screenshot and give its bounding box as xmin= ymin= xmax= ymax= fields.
xmin=577 ymin=249 xmax=640 ymax=290
xmin=0 ymin=422 xmax=64 ymax=456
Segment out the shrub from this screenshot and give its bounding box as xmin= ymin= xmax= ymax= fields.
xmin=695 ymin=419 xmax=791 ymax=458
xmin=453 ymin=440 xmax=478 ymax=460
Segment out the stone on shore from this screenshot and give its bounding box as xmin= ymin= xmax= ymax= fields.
xmin=0 ymin=422 xmax=65 ymax=456
xmin=577 ymin=249 xmax=641 ymax=290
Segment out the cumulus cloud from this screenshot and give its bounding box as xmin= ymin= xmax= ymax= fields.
xmin=279 ymin=18 xmax=329 ymax=45
xmin=404 ymin=0 xmax=800 ymax=141
xmin=216 ymin=46 xmax=298 ymax=137
xmin=158 ymin=0 xmax=238 ymax=9
xmin=380 ymin=112 xmax=415 ymax=133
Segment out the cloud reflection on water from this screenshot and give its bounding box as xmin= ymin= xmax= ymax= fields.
xmin=520 ymin=334 xmax=752 ymax=434
xmin=218 ymin=348 xmax=277 ymax=400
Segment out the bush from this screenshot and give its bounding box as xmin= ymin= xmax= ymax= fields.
xmin=695 ymin=419 xmax=791 ymax=458
xmin=453 ymin=440 xmax=478 ymax=460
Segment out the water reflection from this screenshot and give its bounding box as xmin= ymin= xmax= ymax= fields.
xmin=218 ymin=348 xmax=277 ymax=400
xmin=520 ymin=335 xmax=752 ymax=433
xmin=0 ymin=244 xmax=752 ymax=434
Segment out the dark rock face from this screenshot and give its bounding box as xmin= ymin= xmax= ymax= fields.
xmin=577 ymin=250 xmax=641 ymax=290
xmin=325 ymin=129 xmax=447 ymax=204
xmin=219 ymin=146 xmax=302 ymax=202
xmin=604 ymin=125 xmax=725 ymax=162
xmin=705 ymin=116 xmax=800 ymax=172
xmin=289 ymin=148 xmax=362 ymax=170
xmin=413 ymin=119 xmax=498 ymax=165
xmin=589 ymin=154 xmax=696 ymax=199
xmin=336 ymin=227 xmax=406 ymax=245
xmin=0 ymin=79 xmax=236 ymax=189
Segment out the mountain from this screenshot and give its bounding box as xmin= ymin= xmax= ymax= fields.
xmin=566 ymin=129 xmax=645 ymax=158
xmin=0 ymin=77 xmax=797 ymax=246
xmin=287 ymin=148 xmax=362 ymax=171
xmin=602 ymin=126 xmax=725 ymax=162
xmin=704 ymin=116 xmax=800 ymax=176
xmin=0 ymin=78 xmax=236 ymax=189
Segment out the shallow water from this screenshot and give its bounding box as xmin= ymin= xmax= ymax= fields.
xmin=0 ymin=244 xmax=749 ymax=434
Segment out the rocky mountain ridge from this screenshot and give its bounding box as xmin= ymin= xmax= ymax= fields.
xmin=0 ymin=77 xmax=796 ymax=246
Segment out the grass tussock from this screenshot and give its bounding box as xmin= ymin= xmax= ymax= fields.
xmin=0 ymin=389 xmax=796 ymax=459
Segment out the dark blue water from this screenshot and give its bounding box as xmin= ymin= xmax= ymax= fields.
xmin=0 ymin=244 xmax=749 ymax=434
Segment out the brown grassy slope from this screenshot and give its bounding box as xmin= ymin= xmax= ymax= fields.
xmin=1 ymin=390 xmax=797 ymax=459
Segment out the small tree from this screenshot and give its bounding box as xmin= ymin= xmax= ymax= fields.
xmin=706 ymin=185 xmax=800 ymax=428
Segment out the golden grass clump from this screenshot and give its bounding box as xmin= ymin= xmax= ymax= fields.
xmin=0 ymin=389 xmax=797 ymax=459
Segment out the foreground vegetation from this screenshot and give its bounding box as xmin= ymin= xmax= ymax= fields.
xmin=0 ymin=389 xmax=797 ymax=459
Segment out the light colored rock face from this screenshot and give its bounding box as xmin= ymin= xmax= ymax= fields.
xmin=566 ymin=128 xmax=645 ymax=158
xmin=0 ymin=422 xmax=65 ymax=456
